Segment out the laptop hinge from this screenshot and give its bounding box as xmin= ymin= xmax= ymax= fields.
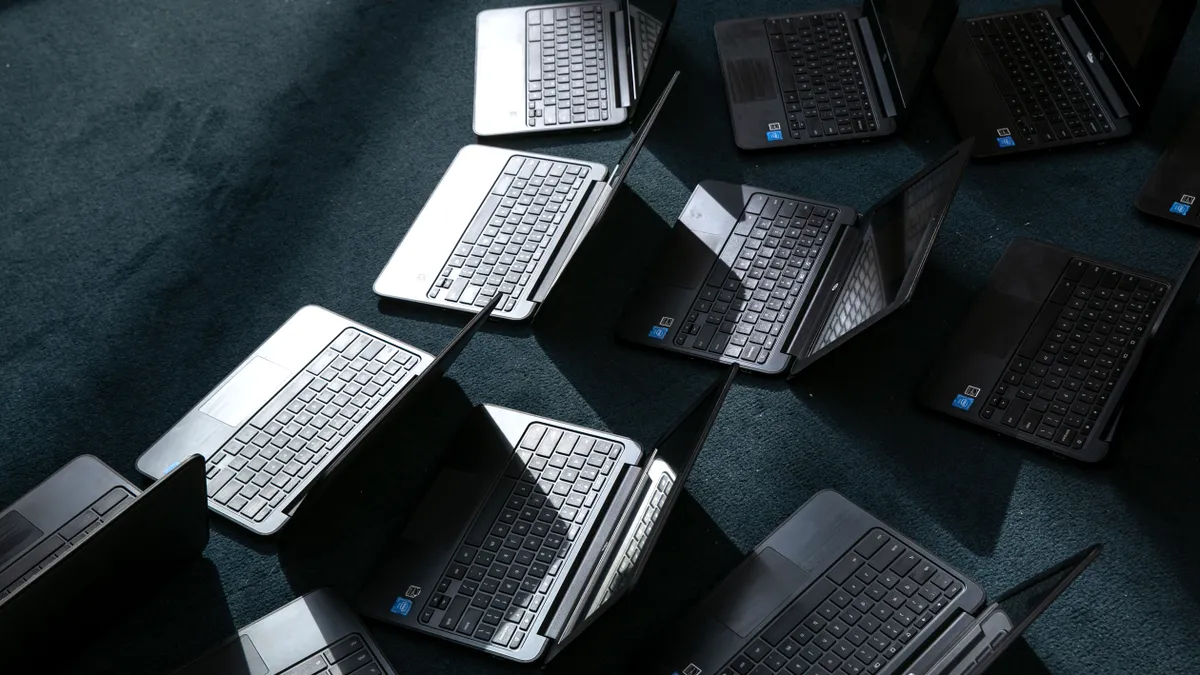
xmin=856 ymin=17 xmax=898 ymax=119
xmin=612 ymin=10 xmax=632 ymax=109
xmin=530 ymin=181 xmax=607 ymax=304
xmin=1060 ymin=15 xmax=1129 ymax=119
xmin=898 ymin=610 xmax=978 ymax=675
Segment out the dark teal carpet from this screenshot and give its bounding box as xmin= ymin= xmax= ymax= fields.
xmin=2 ymin=0 xmax=1198 ymax=673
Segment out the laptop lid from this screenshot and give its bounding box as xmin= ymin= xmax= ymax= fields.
xmin=624 ymin=0 xmax=678 ymax=99
xmin=0 ymin=455 xmax=208 ymax=654
xmin=963 ymin=544 xmax=1101 ymax=675
xmin=547 ymin=364 xmax=738 ymax=656
xmin=787 ymin=139 xmax=973 ymax=377
xmin=1064 ymin=0 xmax=1196 ymax=116
xmin=1136 ymin=104 xmax=1200 ymax=227
xmin=532 ymin=72 xmax=677 ymax=303
xmin=862 ymin=0 xmax=960 ymax=112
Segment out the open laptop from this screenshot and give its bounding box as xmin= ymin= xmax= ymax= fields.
xmin=473 ymin=0 xmax=676 ymax=136
xmin=715 ymin=0 xmax=958 ymax=150
xmin=357 ymin=364 xmax=737 ymax=663
xmin=1136 ymin=103 xmax=1200 ymax=227
xmin=0 ymin=454 xmax=208 ymax=654
xmin=376 ymin=72 xmax=676 ymax=321
xmin=920 ymin=239 xmax=1200 ymax=462
xmin=934 ymin=0 xmax=1196 ymax=158
xmin=618 ymin=140 xmax=971 ymax=375
xmin=169 ymin=589 xmax=396 ymax=675
xmin=136 ymin=296 xmax=499 ymax=536
xmin=651 ymin=490 xmax=1100 ymax=675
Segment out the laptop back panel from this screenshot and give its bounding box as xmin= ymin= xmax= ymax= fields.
xmin=787 ymin=140 xmax=973 ymax=377
xmin=864 ymin=0 xmax=960 ymax=112
xmin=1136 ymin=105 xmax=1200 ymax=227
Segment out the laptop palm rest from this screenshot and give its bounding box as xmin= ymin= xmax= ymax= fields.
xmin=173 ymin=635 xmax=268 ymax=675
xmin=702 ymin=547 xmax=810 ymax=637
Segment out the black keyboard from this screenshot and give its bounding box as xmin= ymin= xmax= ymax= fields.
xmin=205 ymin=328 xmax=419 ymax=526
xmin=419 ymin=423 xmax=623 ymax=652
xmin=717 ymin=529 xmax=965 ymax=675
xmin=677 ymin=193 xmax=838 ymax=366
xmin=983 ymin=261 xmax=1165 ymax=452
xmin=967 ymin=11 xmax=1113 ymax=146
xmin=0 ymin=487 xmax=132 ymax=599
xmin=766 ymin=13 xmax=877 ymax=141
xmin=282 ymin=634 xmax=384 ymax=675
xmin=526 ymin=5 xmax=611 ymax=127
xmin=429 ymin=156 xmax=591 ymax=313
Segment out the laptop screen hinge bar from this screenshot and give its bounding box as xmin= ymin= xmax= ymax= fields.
xmin=856 ymin=17 xmax=898 ymax=119
xmin=1059 ymin=15 xmax=1129 ymax=118
xmin=612 ymin=10 xmax=632 ymax=109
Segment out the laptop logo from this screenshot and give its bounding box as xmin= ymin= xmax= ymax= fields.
xmin=389 ymin=597 xmax=413 ymax=616
xmin=1171 ymin=202 xmax=1191 ymax=216
xmin=649 ymin=326 xmax=669 ymax=340
xmin=952 ymin=394 xmax=975 ymax=411
xmin=682 ymin=665 xmax=702 ymax=675
xmin=405 ymin=585 xmax=422 ymax=599
xmin=1086 ymin=51 xmax=1095 ymax=64
xmin=659 ymin=317 xmax=674 ymax=327
xmin=964 ymin=385 xmax=981 ymax=398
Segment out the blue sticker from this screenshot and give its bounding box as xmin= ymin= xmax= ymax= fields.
xmin=1170 ymin=201 xmax=1191 ymax=216
xmin=390 ymin=598 xmax=412 ymax=616
xmin=163 ymin=461 xmax=180 ymax=475
xmin=649 ymin=326 xmax=669 ymax=340
xmin=766 ymin=130 xmax=784 ymax=142
xmin=952 ymin=394 xmax=975 ymax=411
xmin=996 ymin=136 xmax=1016 ymax=148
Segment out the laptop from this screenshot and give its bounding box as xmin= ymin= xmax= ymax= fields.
xmin=136 ymin=297 xmax=499 ymax=536
xmin=920 ymin=238 xmax=1200 ymax=462
xmin=0 ymin=454 xmax=208 ymax=654
xmin=651 ymin=489 xmax=1100 ymax=675
xmin=473 ymin=0 xmax=677 ymax=136
xmin=1136 ymin=103 xmax=1200 ymax=227
xmin=714 ymin=0 xmax=959 ymax=150
xmin=169 ymin=589 xmax=396 ymax=675
xmin=618 ymin=140 xmax=972 ymax=375
xmin=376 ymin=73 xmax=676 ymax=322
xmin=357 ymin=365 xmax=738 ymax=663
xmin=934 ymin=0 xmax=1196 ymax=158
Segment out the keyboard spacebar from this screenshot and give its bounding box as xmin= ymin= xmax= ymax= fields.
xmin=462 ymin=195 xmax=502 ymax=246
xmin=464 ymin=477 xmax=516 ymax=547
xmin=761 ymin=577 xmax=836 ymax=645
xmin=248 ymin=372 xmax=314 ymax=430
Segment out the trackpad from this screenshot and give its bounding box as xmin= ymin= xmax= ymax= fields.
xmin=960 ymin=290 xmax=1039 ymax=359
xmin=705 ymin=547 xmax=811 ymax=637
xmin=174 ymin=636 xmax=267 ymax=675
xmin=200 ymin=357 xmax=291 ymax=427
xmin=0 ymin=512 xmax=42 ymax=569
xmin=651 ymin=228 xmax=725 ymax=290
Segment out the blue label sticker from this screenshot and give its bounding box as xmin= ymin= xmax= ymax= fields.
xmin=766 ymin=130 xmax=784 ymax=142
xmin=996 ymin=136 xmax=1016 ymax=148
xmin=390 ymin=598 xmax=412 ymax=616
xmin=649 ymin=326 xmax=669 ymax=340
xmin=163 ymin=461 xmax=179 ymax=475
xmin=952 ymin=395 xmax=975 ymax=411
xmin=1170 ymin=201 xmax=1191 ymax=216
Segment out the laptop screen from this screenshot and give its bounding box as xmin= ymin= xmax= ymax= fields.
xmin=865 ymin=0 xmax=959 ymax=109
xmin=800 ymin=142 xmax=971 ymax=362
xmin=1067 ymin=0 xmax=1196 ymax=112
xmin=625 ymin=0 xmax=677 ymax=96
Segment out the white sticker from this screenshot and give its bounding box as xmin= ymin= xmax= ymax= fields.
xmin=659 ymin=317 xmax=674 ymax=327
xmin=964 ymin=385 xmax=981 ymax=397
xmin=996 ymin=127 xmax=1011 ymax=137
xmin=767 ymin=122 xmax=781 ymax=131
xmin=1182 ymin=194 xmax=1196 ymax=205
xmin=405 ymin=585 xmax=422 ymax=599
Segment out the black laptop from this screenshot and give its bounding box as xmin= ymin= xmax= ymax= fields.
xmin=1136 ymin=104 xmax=1200 ymax=227
xmin=618 ymin=140 xmax=971 ymax=375
xmin=714 ymin=0 xmax=959 ymax=150
xmin=920 ymin=238 xmax=1200 ymax=462
xmin=358 ymin=366 xmax=737 ymax=663
xmin=0 ymin=454 xmax=208 ymax=654
xmin=651 ymin=490 xmax=1099 ymax=675
xmin=934 ymin=0 xmax=1196 ymax=158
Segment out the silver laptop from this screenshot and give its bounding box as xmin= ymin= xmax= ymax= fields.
xmin=169 ymin=588 xmax=396 ymax=675
xmin=376 ymin=73 xmax=676 ymax=321
xmin=135 ymin=299 xmax=497 ymax=536
xmin=473 ymin=0 xmax=676 ymax=136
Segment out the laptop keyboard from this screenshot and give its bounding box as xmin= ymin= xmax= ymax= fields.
xmin=983 ymin=261 xmax=1164 ymax=452
xmin=204 ymin=328 xmax=419 ymax=526
xmin=526 ymin=5 xmax=610 ymax=127
xmin=0 ymin=487 xmax=132 ymax=600
xmin=595 ymin=471 xmax=674 ymax=607
xmin=718 ymin=529 xmax=965 ymax=675
xmin=767 ymin=13 xmax=876 ymax=141
xmin=280 ymin=634 xmax=383 ymax=675
xmin=968 ymin=11 xmax=1112 ymax=146
xmin=677 ymin=193 xmax=838 ymax=366
xmin=428 ymin=156 xmax=591 ymax=313
xmin=813 ymin=238 xmax=885 ymax=353
xmin=419 ymin=423 xmax=623 ymax=652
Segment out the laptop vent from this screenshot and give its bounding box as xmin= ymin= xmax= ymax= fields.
xmin=726 ymin=58 xmax=775 ymax=103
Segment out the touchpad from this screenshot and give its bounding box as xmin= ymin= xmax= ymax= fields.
xmin=0 ymin=512 xmax=43 ymax=569
xmin=960 ymin=290 xmax=1039 ymax=359
xmin=705 ymin=547 xmax=810 ymax=638
xmin=174 ymin=636 xmax=267 ymax=675
xmin=651 ymin=228 xmax=726 ymax=289
xmin=200 ymin=357 xmax=291 ymax=427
